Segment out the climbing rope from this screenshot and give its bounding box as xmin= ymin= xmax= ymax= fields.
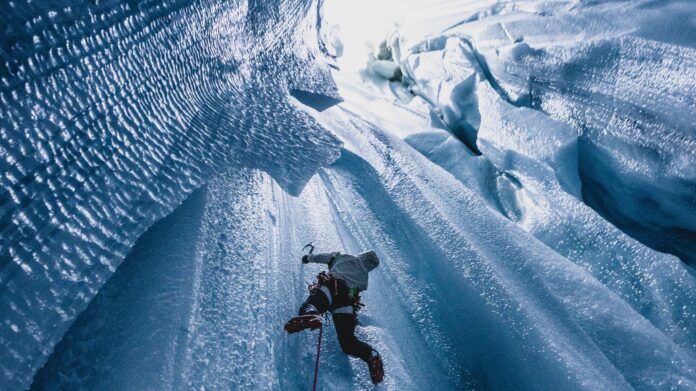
xmin=312 ymin=320 xmax=324 ymax=391
xmin=311 ymin=312 xmax=331 ymax=391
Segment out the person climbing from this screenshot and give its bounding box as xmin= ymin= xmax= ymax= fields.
xmin=284 ymin=249 xmax=384 ymax=384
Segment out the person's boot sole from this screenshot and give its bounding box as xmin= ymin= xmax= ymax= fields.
xmin=284 ymin=315 xmax=322 ymax=333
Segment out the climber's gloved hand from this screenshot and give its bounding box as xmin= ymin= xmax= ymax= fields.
xmin=302 ymin=255 xmax=309 ymax=264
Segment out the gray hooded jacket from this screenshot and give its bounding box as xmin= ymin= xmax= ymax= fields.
xmin=306 ymin=251 xmax=380 ymax=291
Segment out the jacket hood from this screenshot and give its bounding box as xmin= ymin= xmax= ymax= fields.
xmin=358 ymin=251 xmax=380 ymax=271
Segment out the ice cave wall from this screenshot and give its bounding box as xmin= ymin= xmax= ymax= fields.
xmin=0 ymin=0 xmax=340 ymax=389
xmin=1 ymin=0 xmax=696 ymax=390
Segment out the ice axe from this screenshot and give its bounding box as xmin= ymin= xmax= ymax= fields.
xmin=302 ymin=243 xmax=315 ymax=254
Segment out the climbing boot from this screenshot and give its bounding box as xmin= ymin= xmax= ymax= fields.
xmin=367 ymin=351 xmax=384 ymax=384
xmin=284 ymin=315 xmax=322 ymax=334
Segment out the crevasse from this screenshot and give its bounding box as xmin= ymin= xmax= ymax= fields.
xmin=1 ymin=0 xmax=695 ymax=390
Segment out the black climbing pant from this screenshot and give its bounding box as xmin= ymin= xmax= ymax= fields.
xmin=299 ymin=283 xmax=374 ymax=363
xmin=332 ymin=313 xmax=373 ymax=362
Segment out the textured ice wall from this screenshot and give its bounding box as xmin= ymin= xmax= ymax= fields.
xmin=31 ymin=76 xmax=696 ymax=390
xmin=14 ymin=0 xmax=696 ymax=389
xmin=4 ymin=0 xmax=696 ymax=389
xmin=320 ymin=1 xmax=696 ymax=386
xmin=0 ymin=0 xmax=341 ymax=388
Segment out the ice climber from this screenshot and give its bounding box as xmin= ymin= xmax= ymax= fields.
xmin=284 ymin=250 xmax=384 ymax=384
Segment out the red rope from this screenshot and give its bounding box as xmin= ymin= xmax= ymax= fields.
xmin=312 ymin=323 xmax=323 ymax=391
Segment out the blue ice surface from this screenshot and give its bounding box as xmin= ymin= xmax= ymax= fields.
xmin=0 ymin=0 xmax=341 ymax=389
xmin=3 ymin=0 xmax=696 ymax=390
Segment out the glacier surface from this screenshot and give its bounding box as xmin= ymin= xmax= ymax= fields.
xmin=1 ymin=0 xmax=695 ymax=390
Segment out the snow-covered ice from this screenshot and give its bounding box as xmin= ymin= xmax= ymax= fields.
xmin=2 ymin=0 xmax=695 ymax=390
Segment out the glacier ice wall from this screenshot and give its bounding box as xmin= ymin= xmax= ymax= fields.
xmin=0 ymin=0 xmax=341 ymax=389
xmin=2 ymin=0 xmax=696 ymax=390
xmin=32 ymin=91 xmax=696 ymax=389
